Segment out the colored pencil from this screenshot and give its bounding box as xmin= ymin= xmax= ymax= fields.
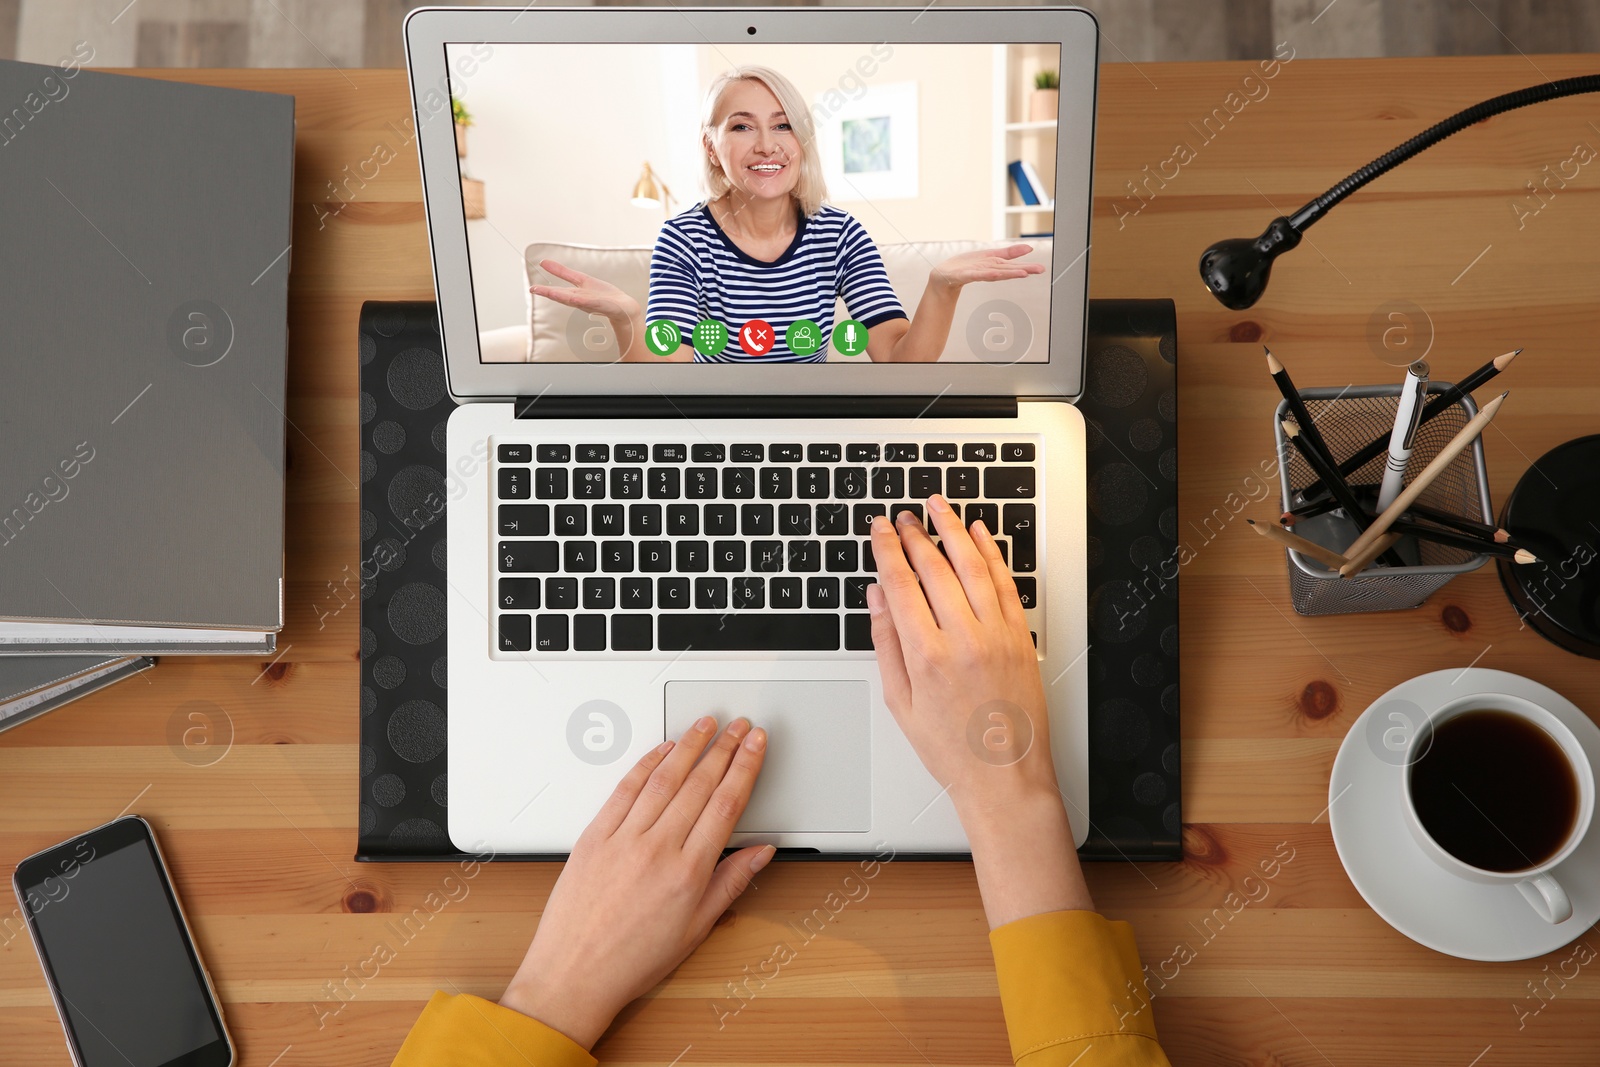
xmin=1248 ymin=518 xmax=1349 ymax=570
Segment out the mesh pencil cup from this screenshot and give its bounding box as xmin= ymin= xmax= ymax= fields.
xmin=1274 ymin=384 xmax=1493 ymax=616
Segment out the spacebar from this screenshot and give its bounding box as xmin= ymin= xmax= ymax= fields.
xmin=658 ymin=614 xmax=840 ymax=651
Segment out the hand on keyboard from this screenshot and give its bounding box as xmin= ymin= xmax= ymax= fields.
xmin=499 ymin=717 xmax=772 ymax=1048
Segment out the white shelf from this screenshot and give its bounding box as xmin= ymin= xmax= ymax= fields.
xmin=1004 ymin=204 xmax=1054 ymax=213
xmin=1005 ymin=119 xmax=1058 ymax=132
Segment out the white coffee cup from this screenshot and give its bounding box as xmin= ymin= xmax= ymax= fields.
xmin=1401 ymin=693 xmax=1594 ymax=924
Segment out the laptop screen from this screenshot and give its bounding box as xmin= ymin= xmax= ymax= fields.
xmin=444 ymin=42 xmax=1068 ymax=366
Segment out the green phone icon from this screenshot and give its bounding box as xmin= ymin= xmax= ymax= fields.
xmin=644 ymin=319 xmax=681 ymax=357
xmin=832 ymin=319 xmax=869 ymax=356
xmin=786 ymin=318 xmax=823 ymax=357
xmin=691 ymin=319 xmax=729 ymax=357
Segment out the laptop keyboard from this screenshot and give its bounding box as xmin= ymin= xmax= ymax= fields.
xmin=491 ymin=439 xmax=1040 ymax=654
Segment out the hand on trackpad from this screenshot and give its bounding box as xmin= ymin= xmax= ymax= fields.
xmin=664 ymin=680 xmax=871 ymax=833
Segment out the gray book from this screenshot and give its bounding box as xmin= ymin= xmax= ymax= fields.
xmin=0 ymin=59 xmax=293 ymax=654
xmin=0 ymin=655 xmax=155 ymax=733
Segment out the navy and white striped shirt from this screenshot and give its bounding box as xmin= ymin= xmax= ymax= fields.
xmin=645 ymin=201 xmax=908 ymax=363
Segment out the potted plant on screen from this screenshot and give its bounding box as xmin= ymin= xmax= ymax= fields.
xmin=452 ymin=95 xmax=472 ymax=157
xmin=1030 ymin=69 xmax=1059 ymax=122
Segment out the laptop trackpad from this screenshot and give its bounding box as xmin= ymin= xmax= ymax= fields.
xmin=664 ymin=679 xmax=871 ymax=833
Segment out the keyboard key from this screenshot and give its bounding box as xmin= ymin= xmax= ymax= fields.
xmin=861 ymin=540 xmax=877 ymax=573
xmin=889 ymin=502 xmax=925 ymax=530
xmin=563 ymin=541 xmax=597 ymax=572
xmin=909 ymin=467 xmax=941 ymax=497
xmin=685 ymin=468 xmax=717 ymax=499
xmin=770 ymin=444 xmax=804 ymax=462
xmin=658 ymin=614 xmax=838 ymax=651
xmin=704 ymin=504 xmax=737 ymax=535
xmin=884 ymin=443 xmax=918 ymax=462
xmin=965 ymin=502 xmax=999 ymax=536
xmin=1004 ymin=503 xmax=1036 ymax=572
xmin=853 ymin=503 xmax=887 ymax=535
xmin=807 ymin=443 xmax=842 ymax=463
xmin=629 ymin=504 xmax=662 ymax=536
xmin=615 ymin=444 xmax=648 ymax=463
xmin=639 ymin=541 xmax=671 ymax=572
xmin=1013 ymin=577 xmax=1038 ymax=609
xmin=600 ymin=540 xmax=633 ymax=572
xmin=535 ymin=467 xmax=569 ymax=499
xmin=870 ymin=466 xmax=905 ymax=499
xmin=826 ymin=540 xmax=859 ymax=572
xmin=816 ymin=503 xmax=849 ymax=535
xmin=498 ymin=443 xmax=532 ymax=463
xmin=657 ymin=577 xmax=691 ymax=609
xmin=760 ymin=467 xmax=793 ymax=499
xmin=962 ymin=443 xmax=998 ymax=462
xmin=797 ymin=468 xmax=830 ymax=499
xmin=497 ymin=614 xmax=532 ymax=652
xmin=621 ymin=577 xmax=652 ymax=609
xmin=779 ymin=503 xmax=811 ymax=535
xmin=676 ymin=540 xmax=709 ymax=572
xmin=611 ymin=614 xmax=652 ymax=651
xmin=946 ymin=467 xmax=980 ymax=498
xmin=741 ymin=503 xmax=774 ymax=536
xmin=722 ymin=467 xmax=756 ymax=499
xmin=1002 ymin=442 xmax=1035 ymax=462
xmin=573 ymin=467 xmax=605 ymax=499
xmin=695 ymin=577 xmax=728 ymax=610
xmin=807 ymin=577 xmax=840 ymax=609
xmin=499 ymin=577 xmax=540 ymax=610
xmin=545 ymin=577 xmax=578 ymax=609
xmin=845 ymin=614 xmax=874 ymax=650
xmin=770 ymin=577 xmax=803 ymax=608
xmin=610 ymin=467 xmax=643 ymax=499
xmin=787 ymin=540 xmax=822 ymax=572
xmin=498 ymin=467 xmax=531 ymax=499
xmin=496 ymin=617 xmax=534 ymax=652
xmin=574 ymin=614 xmax=606 ymax=651
xmin=499 ymin=504 xmax=549 ymax=537
xmin=733 ymin=577 xmax=765 ymax=608
xmin=751 ymin=541 xmax=785 ymax=572
xmin=667 ymin=504 xmax=699 ymax=536
xmin=554 ymin=504 xmax=586 ymax=536
xmin=985 ymin=467 xmax=1036 ymax=499
xmin=691 ymin=443 xmax=725 ymax=462
xmin=847 ymin=443 xmax=880 ymax=462
xmin=534 ymin=614 xmax=568 ymax=651
xmin=536 ymin=444 xmax=569 ymax=463
xmin=731 ymin=444 xmax=764 ymax=462
xmin=499 ymin=541 xmax=558 ymax=573
xmin=834 ymin=467 xmax=868 ymax=499
xmin=713 ymin=540 xmax=746 ymax=572
xmin=648 ymin=468 xmax=680 ymax=499
xmin=576 ymin=444 xmax=609 ymax=463
xmin=653 ymin=443 xmax=687 ymax=463
xmin=583 ymin=577 xmax=615 ymax=609
xmin=925 ymin=443 xmax=958 ymax=462
xmin=845 ymin=577 xmax=872 ymax=609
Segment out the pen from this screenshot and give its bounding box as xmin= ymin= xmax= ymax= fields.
xmin=1375 ymin=360 xmax=1430 ymax=512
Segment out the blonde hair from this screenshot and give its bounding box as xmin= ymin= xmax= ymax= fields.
xmin=699 ymin=65 xmax=827 ymax=218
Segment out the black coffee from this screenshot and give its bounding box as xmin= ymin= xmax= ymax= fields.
xmin=1408 ymin=710 xmax=1579 ymax=873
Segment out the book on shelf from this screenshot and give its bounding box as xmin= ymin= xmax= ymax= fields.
xmin=1007 ymin=159 xmax=1053 ymax=207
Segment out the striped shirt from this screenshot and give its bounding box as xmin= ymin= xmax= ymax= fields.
xmin=645 ymin=201 xmax=908 ymax=363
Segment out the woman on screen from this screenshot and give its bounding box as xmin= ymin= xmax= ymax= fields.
xmin=529 ymin=65 xmax=1043 ymax=363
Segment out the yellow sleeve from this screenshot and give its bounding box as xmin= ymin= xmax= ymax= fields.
xmin=391 ymin=991 xmax=600 ymax=1067
xmin=988 ymin=910 xmax=1172 ymax=1066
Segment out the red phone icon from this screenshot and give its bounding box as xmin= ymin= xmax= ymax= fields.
xmin=739 ymin=319 xmax=774 ymax=356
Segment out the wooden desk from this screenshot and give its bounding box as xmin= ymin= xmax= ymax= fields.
xmin=4 ymin=55 xmax=1599 ymax=1065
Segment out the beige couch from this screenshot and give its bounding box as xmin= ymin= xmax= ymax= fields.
xmin=480 ymin=234 xmax=1054 ymax=362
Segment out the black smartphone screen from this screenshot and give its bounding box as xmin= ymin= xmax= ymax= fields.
xmin=14 ymin=817 xmax=230 ymax=1067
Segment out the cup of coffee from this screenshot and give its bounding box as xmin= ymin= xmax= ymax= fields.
xmin=1402 ymin=693 xmax=1594 ymax=924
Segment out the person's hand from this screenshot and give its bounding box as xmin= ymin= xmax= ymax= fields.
xmin=499 ymin=717 xmax=773 ymax=1048
xmin=929 ymin=244 xmax=1045 ymax=293
xmin=528 ymin=257 xmax=642 ymax=323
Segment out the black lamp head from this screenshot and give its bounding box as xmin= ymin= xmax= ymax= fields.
xmin=1199 ymin=216 xmax=1303 ymax=310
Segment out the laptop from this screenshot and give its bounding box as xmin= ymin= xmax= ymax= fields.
xmin=404 ymin=5 xmax=1098 ymax=855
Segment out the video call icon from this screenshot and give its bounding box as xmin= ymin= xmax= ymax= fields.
xmin=738 ymin=318 xmax=775 ymax=357
xmin=785 ymin=318 xmax=823 ymax=357
xmin=692 ymin=319 xmax=729 ymax=357
xmin=644 ymin=318 xmax=681 ymax=357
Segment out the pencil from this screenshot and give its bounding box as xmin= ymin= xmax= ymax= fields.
xmin=1248 ymin=518 xmax=1349 ymax=569
xmin=1339 ymin=532 xmax=1405 ymax=579
xmin=1283 ymin=497 xmax=1509 ymax=543
xmin=1266 ymin=347 xmax=1338 ymax=470
xmin=1341 ymin=391 xmax=1508 ymax=563
xmin=1297 ymin=349 xmax=1519 ymax=502
xmin=1283 ymin=420 xmax=1408 ymax=568
xmin=1389 ymin=518 xmax=1536 ymax=562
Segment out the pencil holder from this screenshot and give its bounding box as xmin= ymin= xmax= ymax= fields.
xmin=1274 ymin=384 xmax=1493 ymax=616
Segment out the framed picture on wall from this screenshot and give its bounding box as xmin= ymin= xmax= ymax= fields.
xmin=816 ymin=81 xmax=919 ymax=200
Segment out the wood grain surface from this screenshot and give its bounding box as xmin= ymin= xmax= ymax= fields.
xmin=4 ymin=55 xmax=1600 ymax=1065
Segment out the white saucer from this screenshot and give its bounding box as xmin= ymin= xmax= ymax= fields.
xmin=1329 ymin=668 xmax=1600 ymax=961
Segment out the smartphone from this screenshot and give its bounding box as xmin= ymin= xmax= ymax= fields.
xmin=12 ymin=815 xmax=234 ymax=1067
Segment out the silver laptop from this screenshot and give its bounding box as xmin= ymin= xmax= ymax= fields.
xmin=405 ymin=5 xmax=1098 ymax=855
